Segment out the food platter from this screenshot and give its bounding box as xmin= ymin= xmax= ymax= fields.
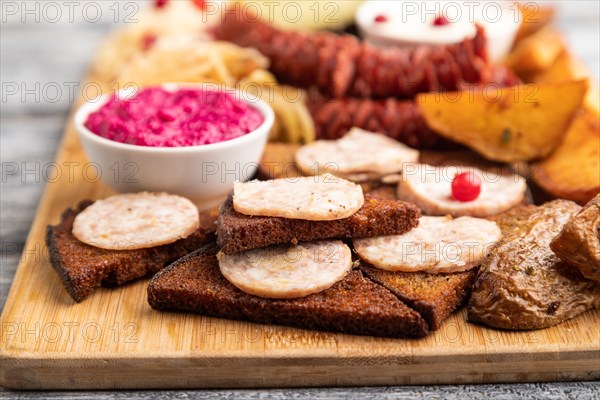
xmin=1 ymin=88 xmax=598 ymax=389
xmin=1 ymin=0 xmax=599 ymax=389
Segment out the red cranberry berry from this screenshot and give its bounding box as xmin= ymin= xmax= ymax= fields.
xmin=192 ymin=0 xmax=207 ymax=10
xmin=451 ymin=172 xmax=481 ymax=202
xmin=374 ymin=15 xmax=388 ymax=23
xmin=155 ymin=0 xmax=169 ymax=9
xmin=433 ymin=16 xmax=450 ymax=26
xmin=141 ymin=34 xmax=157 ymax=51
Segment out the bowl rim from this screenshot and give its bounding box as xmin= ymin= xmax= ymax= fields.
xmin=74 ymin=83 xmax=275 ymax=154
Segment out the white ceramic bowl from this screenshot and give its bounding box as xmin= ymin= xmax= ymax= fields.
xmin=479 ymin=5 xmax=522 ymax=62
xmin=74 ymin=84 xmax=274 ymax=210
xmin=356 ymin=0 xmax=520 ymax=62
xmin=356 ymin=1 xmax=476 ymax=48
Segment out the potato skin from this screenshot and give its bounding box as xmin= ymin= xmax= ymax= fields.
xmin=551 ymin=194 xmax=600 ymax=282
xmin=468 ymin=201 xmax=600 ymax=330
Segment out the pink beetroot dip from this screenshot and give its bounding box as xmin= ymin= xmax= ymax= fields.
xmin=84 ymin=87 xmax=264 ymax=147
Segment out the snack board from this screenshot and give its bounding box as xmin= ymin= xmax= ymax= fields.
xmin=0 ymin=83 xmax=598 ymax=389
xmin=2 ymin=0 xmax=600 ymax=389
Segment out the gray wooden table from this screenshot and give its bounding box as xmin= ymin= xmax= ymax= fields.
xmin=1 ymin=1 xmax=599 ymax=398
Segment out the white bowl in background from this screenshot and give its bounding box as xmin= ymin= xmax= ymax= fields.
xmin=356 ymin=0 xmax=521 ymax=63
xmin=74 ymin=84 xmax=274 ymax=210
xmin=478 ymin=3 xmax=522 ymax=62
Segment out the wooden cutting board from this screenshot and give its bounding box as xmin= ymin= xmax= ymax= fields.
xmin=1 ymin=80 xmax=599 ymax=390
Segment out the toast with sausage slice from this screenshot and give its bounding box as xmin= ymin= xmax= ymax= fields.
xmin=147 ymin=243 xmax=429 ymax=338
xmin=46 ymin=201 xmax=218 ymax=302
xmin=217 ymin=195 xmax=420 ymax=254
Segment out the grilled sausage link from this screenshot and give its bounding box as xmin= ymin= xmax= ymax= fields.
xmin=305 ymin=95 xmax=440 ymax=148
xmin=214 ymin=11 xmax=517 ymax=99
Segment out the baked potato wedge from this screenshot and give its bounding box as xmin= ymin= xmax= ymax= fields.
xmin=417 ymin=80 xmax=588 ymax=163
xmin=532 ymin=108 xmax=600 ymax=204
xmin=515 ymin=3 xmax=556 ymax=43
xmin=506 ymin=26 xmax=565 ymax=77
xmin=533 ymin=50 xmax=600 ymax=113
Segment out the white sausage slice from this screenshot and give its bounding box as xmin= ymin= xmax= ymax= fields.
xmin=353 ymin=216 xmax=502 ymax=274
xmin=295 ymin=128 xmax=420 ymax=182
xmin=218 ymin=240 xmax=352 ymax=298
xmin=233 ymin=174 xmax=364 ymax=221
xmin=72 ymin=192 xmax=199 ymax=250
xmin=397 ymin=164 xmax=527 ymax=217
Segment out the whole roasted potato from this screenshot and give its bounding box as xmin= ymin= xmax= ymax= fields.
xmin=468 ymin=201 xmax=600 ymax=330
xmin=551 ymin=194 xmax=600 ymax=282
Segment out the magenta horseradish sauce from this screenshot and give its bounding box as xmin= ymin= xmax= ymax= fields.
xmin=84 ymin=87 xmax=265 ymax=147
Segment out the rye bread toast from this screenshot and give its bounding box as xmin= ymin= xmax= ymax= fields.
xmin=147 ymin=243 xmax=429 ymax=338
xmin=46 ymin=201 xmax=218 ymax=302
xmin=217 ymin=195 xmax=421 ymax=254
xmin=359 ymin=264 xmax=478 ymax=330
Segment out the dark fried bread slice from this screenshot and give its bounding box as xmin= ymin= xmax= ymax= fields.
xmin=217 ymin=195 xmax=421 ymax=254
xmin=46 ymin=201 xmax=218 ymax=302
xmin=359 ymin=264 xmax=478 ymax=331
xmin=147 ymin=243 xmax=429 ymax=338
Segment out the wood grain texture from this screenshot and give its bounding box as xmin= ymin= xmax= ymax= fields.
xmin=2 ymin=0 xmax=600 ymax=396
xmin=1 ymin=75 xmax=599 ymax=389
